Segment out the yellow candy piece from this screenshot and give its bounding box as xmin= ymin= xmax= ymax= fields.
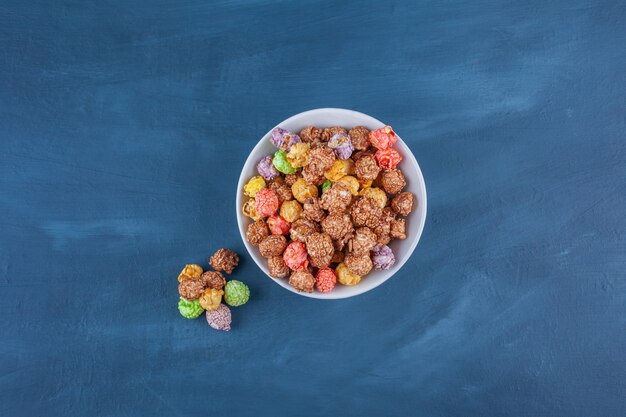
xmin=199 ymin=288 xmax=224 ymax=311
xmin=286 ymin=142 xmax=311 ymax=168
xmin=291 ymin=178 xmax=318 ymax=204
xmin=324 ymin=159 xmax=355 ymax=182
xmin=359 ymin=187 xmax=387 ymax=208
xmin=336 ymin=263 xmax=361 ymax=286
xmin=280 ymin=200 xmax=303 ymax=223
xmin=242 ymin=198 xmax=262 ymax=221
xmin=358 ymin=178 xmax=373 ymax=189
xmin=243 ymin=176 xmax=266 ymax=198
xmin=178 ymin=264 xmax=203 ymax=282
xmin=337 ymin=175 xmax=360 ymax=196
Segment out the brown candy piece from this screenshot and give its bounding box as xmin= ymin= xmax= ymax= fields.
xmin=246 ymin=220 xmax=270 ymax=246
xmin=320 ymin=182 xmax=353 ymax=213
xmin=201 ymin=271 xmax=226 ymax=290
xmin=299 ymin=126 xmax=323 ymax=145
xmin=354 ymin=154 xmax=381 ymax=181
xmin=344 ymin=253 xmax=373 ymax=276
xmin=209 ymin=249 xmax=239 ymax=274
xmin=178 ymin=277 xmax=205 ymax=300
xmin=267 ymin=256 xmax=290 ymax=278
xmin=321 ymin=212 xmax=354 ymax=240
xmin=259 ymin=235 xmax=288 ymax=257
xmin=390 ymin=217 xmax=407 ymax=240
xmin=348 ymin=126 xmax=371 ymax=151
xmin=347 ymin=227 xmax=377 ymax=256
xmin=305 ymin=232 xmax=334 ymax=268
xmin=302 ymin=197 xmax=326 ymax=222
xmin=290 ymin=217 xmax=320 ymax=243
xmin=321 ymin=126 xmax=348 ymax=142
xmin=268 ymin=178 xmax=293 ymax=203
xmin=391 ymin=192 xmax=414 ymax=216
xmin=302 ymin=147 xmax=335 ymax=185
xmin=381 ymin=169 xmax=406 ymax=195
xmin=289 ymin=270 xmax=315 ymax=293
xmin=284 ymin=172 xmax=303 ymax=187
xmin=373 ymin=207 xmax=395 ymax=245
xmin=350 ymin=196 xmax=383 ymax=228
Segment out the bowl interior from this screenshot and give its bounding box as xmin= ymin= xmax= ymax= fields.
xmin=236 ymin=108 xmax=427 ymax=299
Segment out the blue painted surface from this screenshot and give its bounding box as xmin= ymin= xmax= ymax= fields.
xmin=1 ymin=0 xmax=625 ymax=415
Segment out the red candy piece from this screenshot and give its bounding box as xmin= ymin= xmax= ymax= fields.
xmin=315 ymin=267 xmax=337 ymax=293
xmin=375 ymin=148 xmax=402 ymax=170
xmin=255 ymin=188 xmax=279 ymax=217
xmin=267 ymin=214 xmax=291 ymax=235
xmin=283 ymin=241 xmax=309 ymax=271
xmin=369 ymin=126 xmax=397 ymax=149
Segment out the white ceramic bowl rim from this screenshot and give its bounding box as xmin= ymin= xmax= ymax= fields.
xmin=236 ymin=108 xmax=427 ymax=299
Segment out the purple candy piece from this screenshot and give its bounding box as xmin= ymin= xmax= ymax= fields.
xmin=206 ymin=304 xmax=232 ymax=331
xmin=372 ymin=244 xmax=395 ymax=270
xmin=328 ymin=132 xmax=354 ymax=160
xmin=257 ymin=155 xmax=279 ymax=180
xmin=270 ymin=127 xmax=302 ymax=152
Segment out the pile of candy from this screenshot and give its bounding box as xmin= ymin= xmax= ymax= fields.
xmin=177 ymin=248 xmax=250 ymax=331
xmin=242 ymin=125 xmax=415 ymax=293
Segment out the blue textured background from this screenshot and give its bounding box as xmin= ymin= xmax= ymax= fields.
xmin=1 ymin=1 xmax=625 ymax=416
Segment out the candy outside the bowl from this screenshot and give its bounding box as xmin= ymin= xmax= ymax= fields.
xmin=206 ymin=304 xmax=232 ymax=331
xmin=178 ymin=297 xmax=204 ymax=319
xmin=224 ymin=280 xmax=250 ymax=307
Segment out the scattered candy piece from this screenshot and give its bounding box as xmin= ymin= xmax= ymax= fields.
xmin=271 ymin=127 xmax=302 ymax=152
xmin=224 ymin=280 xmax=250 ymax=307
xmin=369 ymin=126 xmax=397 ymax=149
xmin=254 ymin=188 xmax=279 ymax=217
xmin=272 ymin=150 xmax=298 ymax=174
xmin=375 ymin=148 xmax=402 ymax=170
xmin=372 ymin=244 xmax=396 ymax=270
xmin=201 ymin=271 xmax=226 ymax=290
xmin=178 ymin=277 xmax=205 ymax=300
xmin=257 ymin=155 xmax=279 ymax=181
xmin=210 ymin=249 xmax=239 ymax=274
xmin=243 ymin=175 xmax=266 ymax=198
xmin=328 ymin=132 xmax=354 ymax=160
xmin=178 ymin=297 xmax=204 ymax=319
xmin=177 ymin=264 xmax=203 ymax=282
xmin=315 ymin=267 xmax=337 ymax=293
xmin=206 ymin=304 xmax=232 ymax=331
xmin=199 ymin=288 xmax=224 ymax=311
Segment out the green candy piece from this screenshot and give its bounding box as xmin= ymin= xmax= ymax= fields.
xmin=178 ymin=297 xmax=204 ymax=319
xmin=224 ymin=280 xmax=250 ymax=307
xmin=322 ymin=180 xmax=332 ymax=192
xmin=272 ymin=150 xmax=297 ymax=174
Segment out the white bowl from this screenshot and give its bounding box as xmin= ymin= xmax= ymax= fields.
xmin=236 ymin=108 xmax=427 ymax=299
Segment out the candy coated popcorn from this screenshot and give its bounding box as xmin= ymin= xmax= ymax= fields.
xmin=375 ymin=148 xmax=402 ymax=170
xmin=283 ymin=241 xmax=309 ymax=271
xmin=254 ymin=188 xmax=279 ymax=217
xmin=242 ymin=198 xmax=262 ymax=221
xmin=243 ymin=175 xmax=266 ymax=198
xmin=289 ymin=270 xmax=315 ymax=293
xmin=328 ymin=132 xmax=354 ymax=160
xmin=271 ymin=127 xmax=302 ymax=152
xmin=324 ymin=159 xmax=354 ymax=182
xmin=206 ymin=304 xmax=231 ymax=331
xmin=259 ymin=235 xmax=288 ymax=257
xmin=178 ymin=277 xmax=205 ymax=300
xmin=291 ymin=178 xmax=318 ymax=204
xmin=280 ymin=200 xmax=303 ymax=223
xmin=358 ymin=178 xmax=373 ymax=189
xmin=344 ymin=252 xmax=373 ymax=276
xmin=348 ymin=126 xmax=371 ymax=150
xmin=336 ymin=263 xmax=361 ymax=286
xmin=315 ymin=268 xmax=337 ymax=293
xmin=372 ymin=244 xmax=396 ymax=270
xmin=210 ymin=249 xmax=239 ymax=274
xmin=391 ymin=192 xmax=414 ymax=216
xmin=267 ymin=213 xmax=291 ymax=235
xmin=337 ymin=175 xmax=360 ymax=196
xmin=322 ymin=180 xmax=332 ymax=192
xmin=257 ymin=155 xmax=279 ymax=181
xmin=177 ymin=264 xmax=203 ymax=282
xmin=178 ymin=297 xmax=204 ymax=319
xmin=286 ymin=142 xmax=311 ymax=168
xmin=199 ymin=288 xmax=224 ymax=311
xmin=359 ymin=187 xmax=387 ymax=208
xmin=224 ymin=280 xmax=250 ymax=307
xmin=369 ymin=126 xmax=397 ymax=149
xmin=272 ymin=150 xmax=298 ymax=175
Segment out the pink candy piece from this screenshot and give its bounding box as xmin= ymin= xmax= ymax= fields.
xmin=267 ymin=214 xmax=291 ymax=235
xmin=375 ymin=148 xmax=402 ymax=170
xmin=255 ymin=188 xmax=279 ymax=218
xmin=283 ymin=241 xmax=309 ymax=271
xmin=315 ymin=267 xmax=337 ymax=293
xmin=369 ymin=126 xmax=397 ymax=149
